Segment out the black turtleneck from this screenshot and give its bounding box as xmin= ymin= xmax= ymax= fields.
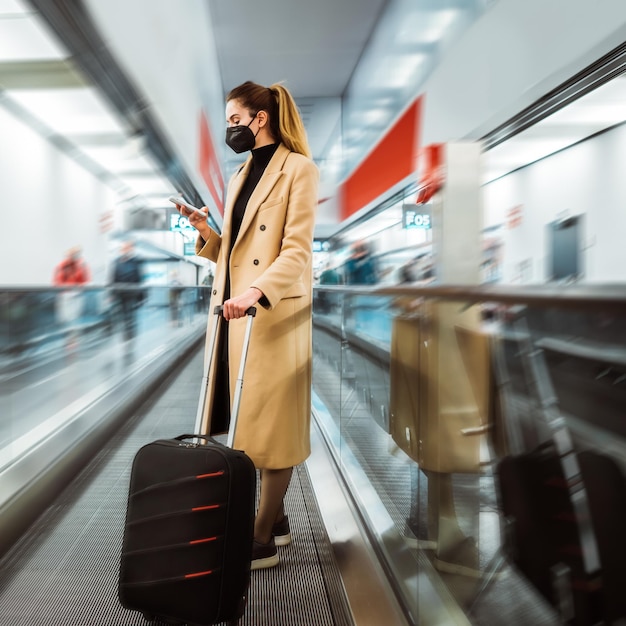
xmin=212 ymin=143 xmax=279 ymax=429
xmin=230 ymin=142 xmax=279 ymax=249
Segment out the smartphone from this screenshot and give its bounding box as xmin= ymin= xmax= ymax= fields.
xmin=168 ymin=195 xmax=205 ymax=216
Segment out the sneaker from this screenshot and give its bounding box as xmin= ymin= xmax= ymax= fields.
xmin=272 ymin=515 xmax=292 ymax=546
xmin=251 ymin=538 xmax=279 ymax=570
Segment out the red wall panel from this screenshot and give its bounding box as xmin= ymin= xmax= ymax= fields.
xmin=198 ymin=110 xmax=224 ymax=215
xmin=341 ymin=96 xmax=423 ymax=221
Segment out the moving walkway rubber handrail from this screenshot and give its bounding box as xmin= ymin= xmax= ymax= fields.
xmin=314 ymin=283 xmax=626 ymax=310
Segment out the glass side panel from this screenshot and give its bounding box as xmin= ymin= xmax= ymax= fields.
xmin=312 ymin=286 xmax=626 ymax=625
xmin=0 ymin=286 xmax=210 ymax=470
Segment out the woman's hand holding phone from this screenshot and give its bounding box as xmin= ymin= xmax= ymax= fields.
xmin=168 ymin=196 xmax=210 ymax=234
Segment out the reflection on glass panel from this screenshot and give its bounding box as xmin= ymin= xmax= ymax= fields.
xmin=0 ymin=286 xmax=210 ymax=471
xmin=313 ymin=289 xmax=422 ymax=621
xmin=504 ymin=304 xmax=626 ymax=445
xmin=312 ymin=285 xmax=626 ymax=625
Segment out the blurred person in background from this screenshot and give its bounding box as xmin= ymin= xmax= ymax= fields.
xmin=319 ymin=260 xmax=342 ymax=286
xmin=175 ymin=80 xmax=318 ymax=570
xmin=53 ymin=246 xmax=90 ymax=285
xmin=168 ymin=270 xmax=184 ymax=326
xmin=111 ymin=239 xmax=144 ymax=343
xmin=345 ymin=240 xmax=377 ymax=285
xmin=53 ymin=246 xmax=90 ymax=341
xmin=197 ymin=269 xmax=213 ymax=312
xmin=398 ymin=257 xmax=418 ymax=284
xmin=318 ymin=259 xmax=342 ymax=313
xmin=201 ymin=269 xmax=214 ymax=287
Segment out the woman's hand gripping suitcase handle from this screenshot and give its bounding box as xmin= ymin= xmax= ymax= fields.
xmin=214 ymin=304 xmax=257 ymax=318
xmin=221 ymin=287 xmax=262 ymax=320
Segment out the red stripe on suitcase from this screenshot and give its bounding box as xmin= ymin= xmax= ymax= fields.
xmin=185 ymin=570 xmax=213 ymax=579
xmin=189 ymin=537 xmax=218 ymax=545
xmin=192 ymin=504 xmax=220 ymax=511
xmin=196 ymin=471 xmax=225 ymax=479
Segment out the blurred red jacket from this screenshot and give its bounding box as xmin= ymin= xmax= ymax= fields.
xmin=53 ymin=258 xmax=90 ymax=285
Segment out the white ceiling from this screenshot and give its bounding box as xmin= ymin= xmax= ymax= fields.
xmin=208 ymin=0 xmax=388 ymax=99
xmin=0 ymin=0 xmax=178 ymax=213
xmin=207 ymin=0 xmax=388 ymax=173
xmin=208 ymin=0 xmax=490 ymax=177
xmin=0 ymin=0 xmax=67 ymax=61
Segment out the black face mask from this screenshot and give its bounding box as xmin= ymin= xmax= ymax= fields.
xmin=225 ymin=114 xmax=258 ymax=153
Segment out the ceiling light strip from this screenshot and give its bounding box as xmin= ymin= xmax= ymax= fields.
xmin=482 ymin=41 xmax=626 ymax=150
xmin=25 ymin=0 xmax=210 ymax=222
xmin=0 ymin=87 xmax=127 ymax=191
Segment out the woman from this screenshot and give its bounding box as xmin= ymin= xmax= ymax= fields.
xmin=177 ymin=81 xmax=318 ymax=570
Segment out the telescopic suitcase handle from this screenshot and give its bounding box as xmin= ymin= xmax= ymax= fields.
xmin=193 ymin=305 xmax=256 ymax=447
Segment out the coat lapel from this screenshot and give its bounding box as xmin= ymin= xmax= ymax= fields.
xmin=234 ymin=144 xmax=289 ymax=246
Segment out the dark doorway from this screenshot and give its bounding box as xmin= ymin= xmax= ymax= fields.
xmin=548 ymin=215 xmax=582 ymax=282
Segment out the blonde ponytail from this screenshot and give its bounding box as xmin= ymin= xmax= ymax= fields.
xmin=270 ymin=83 xmax=312 ymax=159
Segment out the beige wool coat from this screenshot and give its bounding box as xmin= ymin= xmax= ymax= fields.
xmin=195 ymin=143 xmax=319 ymax=469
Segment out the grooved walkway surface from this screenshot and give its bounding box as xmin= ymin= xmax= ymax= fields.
xmin=0 ymin=348 xmax=352 ymax=626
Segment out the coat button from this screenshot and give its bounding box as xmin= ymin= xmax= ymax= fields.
xmin=260 ymin=224 xmax=266 ymax=231
xmin=212 ymin=289 xmax=217 ymax=295
xmin=253 ymin=259 xmax=259 ymax=265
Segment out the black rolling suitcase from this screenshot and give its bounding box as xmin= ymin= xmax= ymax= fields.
xmin=493 ymin=322 xmax=626 ymax=625
xmin=119 ymin=306 xmax=257 ymax=625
